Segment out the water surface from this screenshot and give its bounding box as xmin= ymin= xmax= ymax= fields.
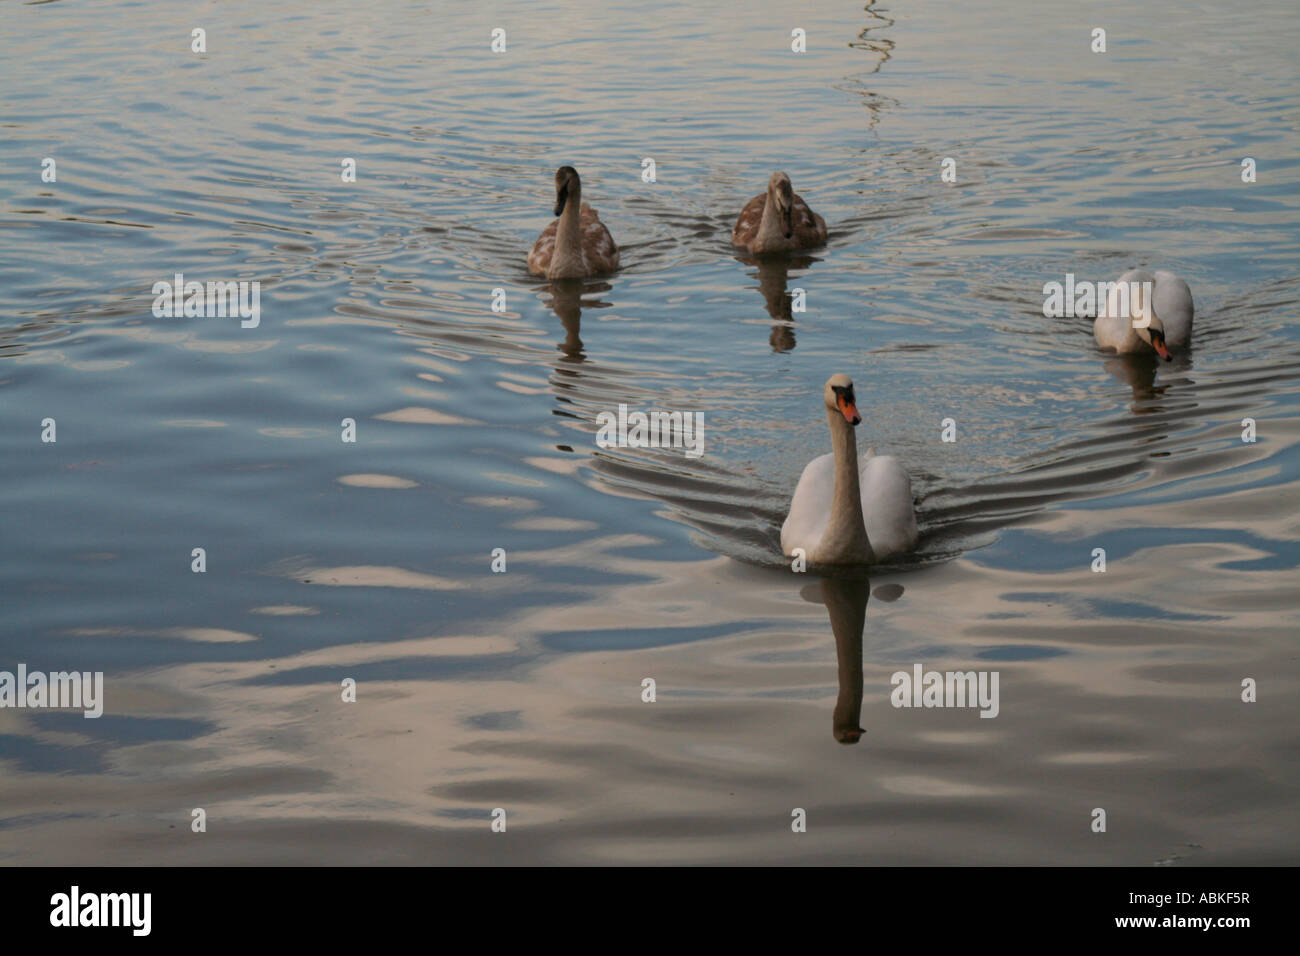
xmin=1 ymin=0 xmax=1298 ymax=864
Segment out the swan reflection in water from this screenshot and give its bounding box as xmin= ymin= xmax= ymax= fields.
xmin=733 ymin=251 xmax=820 ymax=353
xmin=813 ymin=575 xmax=904 ymax=744
xmin=539 ymin=277 xmax=619 ymax=440
xmin=1102 ymin=351 xmax=1192 ymax=412
xmin=538 ymin=277 xmax=615 ymax=362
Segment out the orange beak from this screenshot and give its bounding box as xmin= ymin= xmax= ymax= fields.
xmin=1152 ymin=338 xmax=1171 ymax=361
xmin=837 ymin=395 xmax=861 ymax=425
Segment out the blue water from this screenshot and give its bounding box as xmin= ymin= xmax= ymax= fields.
xmin=1 ymin=0 xmax=1297 ymax=864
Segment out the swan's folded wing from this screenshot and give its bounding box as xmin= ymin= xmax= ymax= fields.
xmin=580 ymin=203 xmax=619 ymax=272
xmin=1153 ymin=270 xmax=1194 ymax=344
xmin=859 ymin=453 xmax=919 ymax=560
xmin=527 ymin=219 xmax=558 ymax=275
xmin=1095 ymin=273 xmax=1142 ymax=351
xmin=792 ymin=194 xmax=826 ymax=243
xmin=732 ymin=193 xmax=766 ymax=245
xmin=1093 ymin=311 xmax=1131 ymax=352
xmin=780 ymin=452 xmax=834 ymax=556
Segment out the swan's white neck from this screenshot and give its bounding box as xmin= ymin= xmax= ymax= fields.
xmin=819 ymin=407 xmax=874 ymax=563
xmin=551 ymin=186 xmax=584 ymax=276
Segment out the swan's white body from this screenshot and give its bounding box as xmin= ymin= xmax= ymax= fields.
xmin=780 ymin=374 xmax=919 ymax=565
xmin=782 ymin=448 xmax=918 ymax=563
xmin=1094 ymin=268 xmax=1194 ymax=355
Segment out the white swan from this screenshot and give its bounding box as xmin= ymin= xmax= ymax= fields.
xmin=1094 ymin=268 xmax=1194 ymax=360
xmin=527 ymin=166 xmax=619 ymax=279
xmin=781 ymin=374 xmax=919 ymax=565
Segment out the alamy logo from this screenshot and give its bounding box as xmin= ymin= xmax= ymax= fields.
xmin=595 ymin=404 xmax=704 ymax=459
xmin=1042 ymin=273 xmax=1152 ymax=324
xmin=890 ymin=663 xmax=999 ymax=718
xmin=0 ymin=664 xmax=103 ymax=718
xmin=151 ymin=273 xmax=261 ymax=328
xmin=50 ymin=886 xmax=151 ymax=936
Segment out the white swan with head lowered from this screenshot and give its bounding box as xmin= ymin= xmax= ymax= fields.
xmin=527 ymin=166 xmax=620 ymax=279
xmin=1093 ymin=268 xmax=1194 ymax=360
xmin=781 ymin=374 xmax=919 ymax=565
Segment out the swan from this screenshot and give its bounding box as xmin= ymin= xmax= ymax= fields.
xmin=1094 ymin=268 xmax=1194 ymax=361
xmin=732 ymin=172 xmax=827 ymax=254
xmin=527 ymin=166 xmax=620 ymax=279
xmin=781 ymin=374 xmax=919 ymax=565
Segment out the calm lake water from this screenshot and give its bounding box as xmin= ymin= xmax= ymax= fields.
xmin=2 ymin=0 xmax=1297 ymax=864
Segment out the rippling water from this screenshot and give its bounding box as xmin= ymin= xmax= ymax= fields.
xmin=2 ymin=0 xmax=1297 ymax=864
